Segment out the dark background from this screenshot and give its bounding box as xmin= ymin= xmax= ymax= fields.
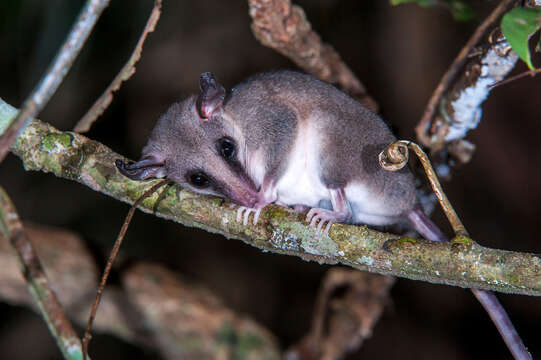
xmin=0 ymin=0 xmax=540 ymax=359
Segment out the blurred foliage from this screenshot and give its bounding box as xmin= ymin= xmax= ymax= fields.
xmin=390 ymin=0 xmax=475 ymax=21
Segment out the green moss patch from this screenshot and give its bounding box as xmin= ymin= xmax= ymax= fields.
xmin=42 ymin=133 xmax=73 ymax=154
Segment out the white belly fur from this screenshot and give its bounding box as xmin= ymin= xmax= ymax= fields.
xmin=344 ymin=182 xmax=396 ymax=225
xmin=260 ymin=121 xmax=398 ymax=226
xmin=275 ymin=122 xmax=328 ymax=207
xmin=246 ymin=147 xmax=266 ymax=188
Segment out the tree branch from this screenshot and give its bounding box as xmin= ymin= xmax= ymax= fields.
xmin=0 ymin=98 xmax=540 ymax=296
xmin=415 ymin=0 xmax=517 ymax=160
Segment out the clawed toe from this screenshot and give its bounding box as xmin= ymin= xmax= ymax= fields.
xmin=253 ymin=208 xmax=262 ymax=224
xmin=306 ymin=208 xmax=341 ymax=237
xmin=236 ymin=206 xmax=263 ymax=226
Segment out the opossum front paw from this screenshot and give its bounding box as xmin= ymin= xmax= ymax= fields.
xmin=306 ymin=208 xmax=344 ymax=237
xmin=236 ymin=206 xmax=263 ymax=226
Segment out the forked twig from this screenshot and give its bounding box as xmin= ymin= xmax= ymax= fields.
xmin=74 ymin=0 xmax=162 ymax=133
xmin=82 ymin=179 xmax=169 ymax=360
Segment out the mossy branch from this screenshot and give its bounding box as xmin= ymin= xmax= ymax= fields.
xmin=1 ymin=99 xmax=540 ymax=296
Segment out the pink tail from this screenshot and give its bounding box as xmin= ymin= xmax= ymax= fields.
xmin=407 ymin=208 xmax=531 ymax=360
xmin=407 ymin=208 xmax=447 ymax=242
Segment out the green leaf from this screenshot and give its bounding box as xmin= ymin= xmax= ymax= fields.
xmin=448 ymin=0 xmax=475 ymax=22
xmin=501 ymin=7 xmax=541 ymax=71
xmin=390 ymin=0 xmax=436 ymax=7
xmin=390 ymin=0 xmax=475 ymax=22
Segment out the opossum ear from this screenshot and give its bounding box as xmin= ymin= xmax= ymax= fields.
xmin=115 ymin=155 xmax=166 ymax=180
xmin=196 ymin=72 xmax=225 ymax=120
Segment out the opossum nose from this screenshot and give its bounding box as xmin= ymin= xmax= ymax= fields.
xmin=233 ymin=188 xmax=259 ymax=208
xmin=246 ymin=192 xmax=259 ymax=207
xmin=217 ymin=168 xmax=259 ymax=207
xmin=224 ymin=180 xmax=259 ymax=207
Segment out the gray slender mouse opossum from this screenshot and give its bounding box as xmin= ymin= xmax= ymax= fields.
xmin=116 ymin=71 xmax=529 ymax=359
xmin=116 ymin=70 xmax=442 ymax=240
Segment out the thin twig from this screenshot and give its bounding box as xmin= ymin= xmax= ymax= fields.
xmin=0 ymin=0 xmax=110 ymax=163
xmin=415 ymin=0 xmax=516 ymax=147
xmin=0 ymin=187 xmax=85 ymax=360
xmin=490 ymin=68 xmax=541 ymax=89
xmin=74 ymin=0 xmax=162 ymax=133
xmin=82 ymin=179 xmax=169 ymax=360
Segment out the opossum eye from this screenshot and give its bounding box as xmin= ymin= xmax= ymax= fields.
xmin=189 ymin=172 xmax=210 ymax=188
xmin=218 ymin=137 xmax=236 ymax=159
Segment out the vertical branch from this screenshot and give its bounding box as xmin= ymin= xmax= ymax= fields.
xmin=286 ymin=269 xmax=395 ymax=360
xmin=415 ymin=0 xmax=517 ymax=163
xmin=0 ymin=186 xmax=84 ymax=360
xmin=0 ymin=0 xmax=110 ymax=162
xmin=248 ymin=0 xmax=378 ymax=111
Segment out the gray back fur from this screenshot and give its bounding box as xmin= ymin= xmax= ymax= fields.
xmin=224 ymin=71 xmax=417 ymax=214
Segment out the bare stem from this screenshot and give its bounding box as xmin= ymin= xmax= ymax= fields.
xmin=379 ymin=140 xmax=467 ymax=237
